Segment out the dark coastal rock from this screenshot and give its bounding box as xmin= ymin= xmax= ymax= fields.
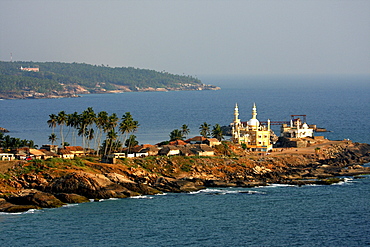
xmin=154 ymin=177 xmax=205 ymax=192
xmin=54 ymin=193 xmax=90 ymax=204
xmin=46 ymin=171 xmax=159 ymax=199
xmin=204 ymin=180 xmax=237 ymax=187
xmin=236 ymin=180 xmax=267 ymax=187
xmin=0 ymin=199 xmax=40 ymax=213
xmin=6 ymin=191 xmax=64 ymax=208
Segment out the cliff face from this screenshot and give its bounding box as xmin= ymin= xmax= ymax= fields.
xmin=0 ymin=141 xmax=369 ymax=212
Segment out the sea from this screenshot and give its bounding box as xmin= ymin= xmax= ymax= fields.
xmin=0 ymin=75 xmax=369 ymax=246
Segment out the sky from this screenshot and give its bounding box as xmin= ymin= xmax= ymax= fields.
xmin=0 ymin=0 xmax=369 ymax=76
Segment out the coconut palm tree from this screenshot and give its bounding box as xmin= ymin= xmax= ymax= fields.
xmin=95 ymin=111 xmax=108 ymax=155
xmin=181 ymin=124 xmax=190 ymax=138
xmin=57 ymin=111 xmax=67 ymax=147
xmin=86 ymin=128 xmax=94 ymax=150
xmin=125 ymin=135 xmax=138 ymax=149
xmin=103 ymin=113 xmax=119 ymax=156
xmin=68 ymin=112 xmax=80 ymax=146
xmin=48 ymin=133 xmax=58 ymax=145
xmin=199 ymin=122 xmax=211 ymax=138
xmin=119 ymin=112 xmax=139 ymax=153
xmin=169 ymin=129 xmax=184 ymax=141
xmin=212 ymin=123 xmax=224 ymax=141
xmin=79 ymin=107 xmax=96 ymax=150
xmin=47 ymin=114 xmax=58 ymax=134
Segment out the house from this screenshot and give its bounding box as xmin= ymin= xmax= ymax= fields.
xmin=185 ymin=136 xmax=208 ymax=144
xmin=0 ymin=153 xmax=15 ymax=161
xmin=140 ymin=145 xmax=160 ymax=156
xmin=190 ymin=144 xmax=215 ymax=156
xmin=39 ymin=149 xmax=59 ymax=159
xmin=177 ymin=146 xmax=195 ymax=156
xmin=64 ymin=146 xmax=84 ymax=156
xmin=58 ymin=149 xmax=75 ymax=159
xmin=40 ymin=144 xmax=58 ymax=153
xmin=169 ymin=140 xmax=188 ymax=146
xmin=205 ymin=138 xmax=221 ymax=147
xmin=158 ymin=145 xmax=181 ymax=156
xmin=29 ymin=149 xmax=45 ymax=160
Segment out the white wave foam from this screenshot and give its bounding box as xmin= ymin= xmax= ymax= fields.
xmin=264 ymin=184 xmax=297 ymax=188
xmin=156 ymin=193 xmax=167 ymax=196
xmin=130 ymin=195 xmax=154 ymax=199
xmin=62 ymin=204 xmax=78 ymax=208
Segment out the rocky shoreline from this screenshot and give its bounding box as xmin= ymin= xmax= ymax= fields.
xmin=1 ymin=141 xmax=369 ymax=213
xmin=0 ymin=84 xmax=220 ymax=100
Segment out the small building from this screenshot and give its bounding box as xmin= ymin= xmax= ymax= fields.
xmin=185 ymin=136 xmax=208 ymax=144
xmin=58 ymin=149 xmax=74 ymax=159
xmin=20 ymin=66 xmax=39 ymax=72
xmin=169 ymin=140 xmax=188 ymax=146
xmin=0 ymin=153 xmax=15 ymax=161
xmin=205 ymin=138 xmax=221 ymax=147
xmin=29 ymin=149 xmax=45 ymax=160
xmin=41 ymin=144 xmax=58 ymax=153
xmin=281 ymin=117 xmax=314 ymax=138
xmin=39 ymin=149 xmax=59 ymax=159
xmin=64 ymin=146 xmax=84 ymax=156
xmin=158 ymin=145 xmax=181 ymax=156
xmin=190 ymin=144 xmax=215 ymax=156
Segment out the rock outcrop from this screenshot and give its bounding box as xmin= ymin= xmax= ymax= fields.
xmin=0 ymin=141 xmax=369 ymax=212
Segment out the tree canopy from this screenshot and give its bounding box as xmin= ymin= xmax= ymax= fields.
xmin=0 ymin=61 xmax=203 ymax=95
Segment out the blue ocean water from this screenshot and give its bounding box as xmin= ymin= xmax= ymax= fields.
xmin=0 ymin=75 xmax=370 ymax=246
xmin=0 ymin=178 xmax=369 ymax=246
xmin=0 ymin=75 xmax=369 ymax=146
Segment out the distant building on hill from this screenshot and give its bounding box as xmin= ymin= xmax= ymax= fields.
xmin=230 ymin=103 xmax=273 ymax=152
xmin=20 ymin=66 xmax=39 ymax=72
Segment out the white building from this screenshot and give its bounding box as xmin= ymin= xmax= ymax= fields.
xmin=280 ymin=117 xmax=314 ymax=138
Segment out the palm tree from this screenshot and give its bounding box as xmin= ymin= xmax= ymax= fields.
xmin=170 ymin=129 xmax=184 ymax=141
xmin=57 ymin=111 xmax=67 ymax=147
xmin=106 ymin=128 xmax=118 ymax=155
xmin=103 ymin=113 xmax=119 ymax=156
xmin=79 ymin=107 xmax=96 ymax=150
xmin=86 ymin=128 xmax=94 ymax=150
xmin=212 ymin=124 xmax=224 ymax=141
xmin=95 ymin=111 xmax=108 ymax=155
xmin=181 ymin=124 xmax=190 ymax=138
xmin=68 ymin=112 xmax=80 ymax=146
xmin=199 ymin=122 xmax=211 ymax=138
xmin=119 ymin=112 xmax=139 ymax=153
xmin=47 ymin=114 xmax=58 ymax=134
xmin=48 ymin=133 xmax=58 ymax=145
xmin=125 ymin=135 xmax=138 ymax=150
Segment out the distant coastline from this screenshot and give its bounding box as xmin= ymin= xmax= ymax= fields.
xmin=0 ymin=61 xmax=220 ymax=100
xmin=0 ymin=84 xmax=221 ymax=100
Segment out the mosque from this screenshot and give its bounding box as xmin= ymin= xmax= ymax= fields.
xmin=230 ymin=103 xmax=273 ymax=152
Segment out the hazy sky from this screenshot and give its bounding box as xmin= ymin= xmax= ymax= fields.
xmin=1 ymin=0 xmax=369 ymax=76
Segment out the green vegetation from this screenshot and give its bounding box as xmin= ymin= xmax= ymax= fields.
xmin=169 ymin=124 xmax=190 ymax=141
xmin=48 ymin=108 xmax=139 ymax=156
xmin=0 ymin=61 xmax=203 ymax=95
xmin=0 ymin=132 xmax=36 ymax=150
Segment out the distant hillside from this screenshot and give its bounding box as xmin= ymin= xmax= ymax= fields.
xmin=0 ymin=61 xmax=219 ymax=99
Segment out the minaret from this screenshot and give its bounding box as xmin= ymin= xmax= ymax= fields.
xmin=232 ymin=103 xmax=241 ymax=143
xmin=251 ymin=103 xmax=257 ymax=120
xmin=234 ymin=103 xmax=240 ymax=124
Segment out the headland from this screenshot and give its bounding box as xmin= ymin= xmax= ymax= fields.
xmin=1 ymin=139 xmax=369 ymax=213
